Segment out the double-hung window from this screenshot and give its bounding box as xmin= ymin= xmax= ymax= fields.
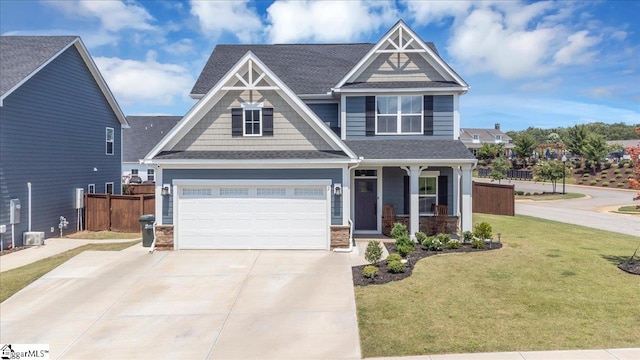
xmin=376 ymin=95 xmax=422 ymax=134
xmin=243 ymin=106 xmax=262 ymax=136
xmin=106 ymin=127 xmax=114 ymax=155
xmin=418 ymin=177 xmax=437 ymax=214
xmin=147 ymin=169 xmax=155 ymax=181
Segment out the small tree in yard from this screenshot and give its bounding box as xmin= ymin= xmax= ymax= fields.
xmin=582 ymin=133 xmax=608 ymax=174
xmin=490 ymin=157 xmax=511 ymax=184
xmin=533 ymin=160 xmax=565 ymax=193
xmin=514 ymin=134 xmax=537 ymax=166
xmin=626 ymin=127 xmax=640 ymax=207
xmin=364 ymin=241 xmax=383 ymax=265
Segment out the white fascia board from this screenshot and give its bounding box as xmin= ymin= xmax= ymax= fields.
xmin=174 ymin=179 xmax=332 ymax=186
xmin=74 ymin=39 xmax=129 ymax=127
xmin=359 ymin=158 xmax=477 ymax=167
xmin=190 ymin=94 xmax=204 ymax=100
xmin=144 ymin=158 xmax=356 ymax=167
xmin=334 ymin=87 xmax=468 ymax=94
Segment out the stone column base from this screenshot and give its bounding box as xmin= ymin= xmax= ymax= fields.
xmin=154 ymin=225 xmax=174 ymax=251
xmin=330 ymin=225 xmax=351 ymax=250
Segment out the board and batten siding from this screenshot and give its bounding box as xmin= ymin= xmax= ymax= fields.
xmin=0 ymin=45 xmax=122 ymax=244
xmin=162 ymin=168 xmax=343 ymax=226
xmin=171 ymin=90 xmax=333 ymax=152
xmin=345 ymin=95 xmax=454 ymax=139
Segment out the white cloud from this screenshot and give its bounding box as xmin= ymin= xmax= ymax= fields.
xmin=44 ymin=0 xmax=155 ymax=32
xmin=553 ymin=30 xmax=601 ymax=65
xmin=266 ymin=0 xmax=398 ymax=43
xmin=2 ymin=28 xmax=118 ymax=48
xmin=611 ymin=30 xmax=627 ymax=41
xmin=163 ymin=38 xmax=196 ymax=56
xmin=189 ymin=0 xmax=262 ymax=43
xmin=403 ymin=1 xmax=472 ymax=24
xmin=94 ymin=52 xmax=195 ymax=106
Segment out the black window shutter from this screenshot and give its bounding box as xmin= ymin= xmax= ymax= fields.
xmin=423 ymin=95 xmax=434 ymax=136
xmin=365 ymin=96 xmax=375 ymax=136
xmin=231 ymin=108 xmax=243 ymax=137
xmin=438 ymin=175 xmax=448 ymax=207
xmin=262 ymin=108 xmax=274 ymax=136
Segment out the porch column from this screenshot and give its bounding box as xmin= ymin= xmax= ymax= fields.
xmin=461 ymin=164 xmax=473 ymax=232
xmin=452 ymin=166 xmax=460 ymax=217
xmin=154 ymin=166 xmax=163 ymax=225
xmin=342 ymin=166 xmax=351 ymax=226
xmin=409 ymin=165 xmax=421 ymax=239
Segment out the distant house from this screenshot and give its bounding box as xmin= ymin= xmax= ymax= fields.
xmin=0 ymin=36 xmax=127 ymax=244
xmin=123 ymin=116 xmax=182 ymax=183
xmin=460 ymin=124 xmax=513 ymax=157
xmin=606 ymin=139 xmax=638 ymax=160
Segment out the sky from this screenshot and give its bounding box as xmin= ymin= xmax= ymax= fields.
xmin=1 ymin=0 xmax=639 ymax=132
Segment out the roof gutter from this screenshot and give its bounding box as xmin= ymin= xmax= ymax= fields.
xmin=333 ymin=87 xmax=469 ymax=94
xmin=357 ymin=158 xmax=477 ymax=167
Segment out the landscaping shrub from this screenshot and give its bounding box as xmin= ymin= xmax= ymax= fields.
xmin=625 ymin=168 xmax=633 ymax=174
xmin=364 ymin=241 xmax=383 ymax=264
xmin=616 ymin=174 xmax=622 ymax=179
xmin=582 ymin=173 xmax=590 ymax=178
xmin=474 ymin=222 xmax=493 ymax=240
xmin=533 ymin=192 xmax=540 ymax=195
xmin=435 ymin=233 xmax=451 ymax=245
xmin=363 ymin=265 xmax=379 ymax=278
xmin=601 ymin=170 xmax=608 ymax=174
xmin=614 ymin=169 xmax=621 ymax=174
xmin=386 ymin=253 xmax=402 ymax=264
xmin=604 ymin=162 xmax=612 ymax=170
xmin=602 ymin=182 xmax=609 ymax=187
xmin=448 ymin=238 xmax=461 ymax=249
xmin=609 ymin=178 xmax=616 ymax=183
xmin=395 ymin=235 xmax=415 ymax=257
xmin=414 ymin=231 xmax=428 ymax=244
xmin=462 ymin=231 xmax=474 ymax=243
xmin=390 ymin=222 xmax=408 ymax=239
xmin=471 ymin=237 xmax=485 ymax=249
xmin=516 ymin=190 xmax=524 ymax=195
xmin=600 ymin=174 xmax=608 ymax=179
xmin=422 ymin=236 xmax=443 ymax=251
xmin=387 ymin=260 xmax=405 ymax=273
xmin=617 ymin=183 xmax=625 ymax=187
xmin=590 ymin=180 xmax=597 ymax=185
xmin=525 ymin=192 xmax=531 ymax=196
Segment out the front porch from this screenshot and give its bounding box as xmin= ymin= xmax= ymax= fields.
xmin=349 ymin=164 xmax=473 ymax=238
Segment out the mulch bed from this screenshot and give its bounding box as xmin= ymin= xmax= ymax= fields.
xmin=0 ymin=246 xmax=28 ymax=257
xmin=618 ymin=260 xmax=640 ymax=275
xmin=352 ymin=241 xmax=502 ymax=286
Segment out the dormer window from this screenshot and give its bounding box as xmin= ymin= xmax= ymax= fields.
xmin=231 ymin=104 xmax=274 ymax=137
xmin=472 ymin=134 xmax=480 ymax=142
xmin=495 ymin=135 xmax=502 ymax=141
xmin=243 ymin=106 xmax=262 ymax=136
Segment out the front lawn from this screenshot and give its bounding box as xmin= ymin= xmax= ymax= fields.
xmin=355 ymin=214 xmax=640 ymax=357
xmin=515 ymin=192 xmax=585 ymax=201
xmin=64 ymin=230 xmax=141 ymax=240
xmin=0 ymin=241 xmax=140 ymax=302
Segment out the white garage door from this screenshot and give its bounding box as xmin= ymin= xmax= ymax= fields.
xmin=176 ymin=181 xmax=330 ymax=250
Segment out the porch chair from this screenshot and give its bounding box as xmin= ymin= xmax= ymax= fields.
xmin=382 ymin=205 xmax=396 ymax=237
xmin=432 ymin=204 xmax=449 ymax=235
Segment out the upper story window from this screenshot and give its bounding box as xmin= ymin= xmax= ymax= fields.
xmin=495 ymin=135 xmax=503 ymax=142
xmin=472 ymin=134 xmax=480 ymax=140
xmin=376 ymin=95 xmax=423 ymax=134
xmin=131 ymin=169 xmax=138 ymax=175
xmin=244 ymin=107 xmax=262 ymax=136
xmin=147 ymin=169 xmax=155 ymax=181
xmin=106 ymin=127 xmax=114 ymax=155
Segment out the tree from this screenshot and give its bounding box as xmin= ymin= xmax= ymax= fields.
xmin=490 ymin=157 xmax=511 ymax=184
xmin=476 ymin=143 xmax=505 ymax=161
xmin=547 ymin=132 xmax=562 ymax=144
xmin=513 ymin=134 xmax=537 ymax=161
xmin=626 ymin=127 xmax=640 ymax=207
xmin=364 ymin=240 xmax=383 ymax=264
xmin=564 ymin=125 xmax=588 ymax=156
xmin=582 ymin=133 xmax=608 ymax=173
xmin=533 ymin=160 xmax=565 ymax=193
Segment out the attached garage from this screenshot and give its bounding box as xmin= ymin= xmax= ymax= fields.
xmin=174 ymin=180 xmax=331 ymax=250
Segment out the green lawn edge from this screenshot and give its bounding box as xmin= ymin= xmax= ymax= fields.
xmin=355 ymin=214 xmax=640 ymax=357
xmin=0 ymin=240 xmax=140 ymax=302
xmin=515 ymin=192 xmax=585 ymax=201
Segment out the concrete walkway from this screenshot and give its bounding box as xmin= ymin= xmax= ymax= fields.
xmin=0 ymin=237 xmax=140 ymax=272
xmin=368 ymin=348 xmax=640 ymax=360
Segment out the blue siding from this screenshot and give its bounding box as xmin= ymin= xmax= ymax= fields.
xmin=345 ymin=96 xmax=366 ymax=137
xmin=345 ymin=95 xmax=454 ymax=139
xmin=307 ymin=103 xmax=339 ymax=135
xmin=163 ymin=168 xmax=343 ymax=225
xmin=0 ymin=45 xmax=122 ymax=245
xmin=381 ymin=166 xmax=454 ymax=215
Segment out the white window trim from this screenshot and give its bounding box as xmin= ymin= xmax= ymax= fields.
xmin=88 ymin=184 xmax=95 ymax=194
xmin=418 ymin=176 xmax=438 ymax=216
xmin=147 ymin=169 xmax=155 ymax=181
xmin=105 ymin=182 xmax=114 ymax=195
xmin=131 ymin=169 xmax=139 ymax=175
xmin=106 ymin=127 xmax=114 ymax=155
xmin=375 ymin=95 xmax=423 ymax=135
xmin=242 ymin=103 xmax=263 ymax=137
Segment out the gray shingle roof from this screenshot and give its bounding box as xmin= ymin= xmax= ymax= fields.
xmin=344 ymin=139 xmax=475 ymax=160
xmin=124 ymin=116 xmax=182 ymax=162
xmin=340 ymin=81 xmax=462 ymax=89
xmin=0 ymin=36 xmax=78 ymax=97
xmin=154 ymin=150 xmax=350 ymax=160
xmin=460 ymin=128 xmax=512 ymax=142
xmin=191 ymin=42 xmax=441 ymax=96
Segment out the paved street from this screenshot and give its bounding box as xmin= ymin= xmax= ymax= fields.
xmin=475 ymin=178 xmax=640 ymax=237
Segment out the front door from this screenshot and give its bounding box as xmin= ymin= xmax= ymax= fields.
xmin=355 ymin=178 xmax=377 ymax=231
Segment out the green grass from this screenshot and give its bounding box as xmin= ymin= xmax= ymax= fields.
xmin=355 ymin=214 xmax=640 ymax=357
xmin=64 ymin=231 xmax=141 ymax=240
xmin=0 ymin=241 xmax=140 ymax=302
xmin=617 ymin=206 xmax=640 ymax=213
xmin=515 ymin=192 xmax=585 ymax=201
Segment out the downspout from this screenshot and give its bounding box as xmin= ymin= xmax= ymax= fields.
xmin=333 ymin=158 xmax=362 ymax=253
xmin=27 ymin=182 xmax=32 ymax=232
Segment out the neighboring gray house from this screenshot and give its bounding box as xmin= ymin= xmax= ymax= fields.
xmin=0 ymin=36 xmax=128 ymax=245
xmin=143 ymin=20 xmax=477 ymax=250
xmin=460 ymin=123 xmax=513 ymax=157
xmin=123 ymin=116 xmax=182 ymax=183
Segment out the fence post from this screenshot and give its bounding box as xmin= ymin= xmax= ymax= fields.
xmin=106 ymin=193 xmax=112 ymax=231
xmin=139 ymin=194 xmax=144 ymax=219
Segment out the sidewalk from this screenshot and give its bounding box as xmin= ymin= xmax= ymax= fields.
xmin=0 ymin=237 xmax=141 ymax=272
xmin=368 ymin=348 xmax=640 ymax=360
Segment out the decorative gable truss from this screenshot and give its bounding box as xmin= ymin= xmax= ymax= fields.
xmin=334 ymin=20 xmax=468 ymax=91
xmin=145 ymin=51 xmax=357 ymax=161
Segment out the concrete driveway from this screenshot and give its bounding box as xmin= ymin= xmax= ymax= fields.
xmin=0 ymin=246 xmax=361 ymax=359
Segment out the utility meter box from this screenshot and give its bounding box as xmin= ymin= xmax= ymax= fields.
xmin=10 ymin=199 xmax=21 ymax=224
xmin=75 ymin=188 xmax=84 ymax=209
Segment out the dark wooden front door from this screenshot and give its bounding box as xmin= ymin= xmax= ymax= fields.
xmin=355 ymin=179 xmax=377 ymax=231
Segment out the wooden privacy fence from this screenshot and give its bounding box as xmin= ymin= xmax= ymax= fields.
xmin=127 ymin=184 xmax=155 ymax=195
xmin=85 ymin=194 xmax=155 ymax=232
xmin=472 ymin=181 xmax=515 ymax=216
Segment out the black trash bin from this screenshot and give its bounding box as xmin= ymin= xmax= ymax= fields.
xmin=139 ymin=214 xmax=155 ymax=247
